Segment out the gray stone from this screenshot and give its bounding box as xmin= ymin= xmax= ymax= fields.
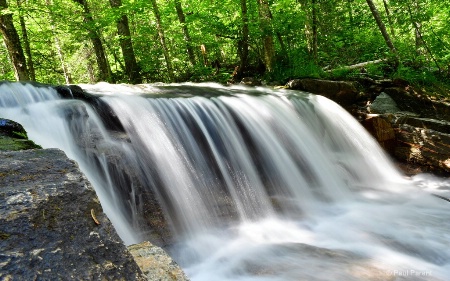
xmin=0 ymin=149 xmax=145 ymax=280
xmin=369 ymin=92 xmax=400 ymax=114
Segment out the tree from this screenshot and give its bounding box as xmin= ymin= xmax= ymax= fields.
xmin=0 ymin=0 xmax=448 ymax=84
xmin=382 ymin=0 xmax=395 ymax=37
xmin=150 ymin=0 xmax=174 ymax=80
xmin=311 ymin=0 xmax=318 ymax=62
xmin=236 ymin=0 xmax=249 ymax=75
xmin=174 ymin=0 xmax=195 ymax=66
xmin=73 ymin=0 xmax=113 ymax=82
xmin=365 ymin=0 xmax=398 ymax=59
xmin=0 ymin=0 xmax=29 ymax=81
xmin=109 ymin=0 xmax=141 ymax=84
xmin=16 ymin=0 xmax=35 ymax=81
xmin=256 ymin=0 xmax=275 ymax=73
xmin=46 ymin=0 xmax=72 ymax=84
xmin=406 ymin=1 xmax=441 ymax=71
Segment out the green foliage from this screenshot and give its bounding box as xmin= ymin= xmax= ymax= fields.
xmin=273 ymin=56 xmax=324 ymax=83
xmin=393 ymin=64 xmax=439 ymax=86
xmin=0 ymin=0 xmax=447 ymax=94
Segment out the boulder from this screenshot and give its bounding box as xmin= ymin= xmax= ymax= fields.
xmin=0 ymin=118 xmax=41 ymax=151
xmin=128 ymin=241 xmax=190 ymax=281
xmin=286 ymin=78 xmax=359 ymax=106
xmin=368 ymin=92 xmax=400 ymax=114
xmin=0 ymin=149 xmax=145 ymax=280
xmin=362 ymin=114 xmax=396 ymax=153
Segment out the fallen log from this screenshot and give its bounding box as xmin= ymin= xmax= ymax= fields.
xmin=324 ymin=59 xmax=386 ymax=72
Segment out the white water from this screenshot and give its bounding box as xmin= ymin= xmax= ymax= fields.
xmin=1 ymin=82 xmax=450 ymax=280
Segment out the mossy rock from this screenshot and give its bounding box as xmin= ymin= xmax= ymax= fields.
xmin=0 ymin=118 xmax=41 ymax=151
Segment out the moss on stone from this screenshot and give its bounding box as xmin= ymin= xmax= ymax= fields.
xmin=0 ymin=118 xmax=41 ymax=151
xmin=0 ymin=135 xmax=41 ymax=151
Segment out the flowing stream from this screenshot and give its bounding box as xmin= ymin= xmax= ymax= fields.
xmin=1 ymin=82 xmax=450 ymax=280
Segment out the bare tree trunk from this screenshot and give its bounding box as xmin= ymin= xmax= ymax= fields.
xmin=407 ymin=4 xmax=441 ymax=71
xmin=311 ymin=0 xmax=318 ymax=62
xmin=174 ymin=0 xmax=195 ymax=66
xmin=0 ymin=0 xmax=29 ymax=81
xmin=256 ymin=0 xmax=275 ymax=73
xmin=16 ymin=0 xmax=35 ymax=81
xmin=74 ymin=0 xmax=113 ymax=82
xmin=382 ymin=0 xmax=395 ymax=37
xmin=409 ymin=0 xmax=423 ymax=55
xmin=109 ymin=0 xmax=141 ymax=84
xmin=238 ymin=0 xmax=249 ymax=73
xmin=52 ymin=29 xmax=71 ymax=84
xmin=150 ymin=0 xmax=174 ymax=81
xmin=85 ymin=51 xmax=96 ymax=83
xmin=365 ymin=0 xmax=398 ymax=60
xmin=46 ymin=0 xmax=72 ymax=84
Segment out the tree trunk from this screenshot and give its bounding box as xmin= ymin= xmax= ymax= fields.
xmin=324 ymin=59 xmax=386 ymax=72
xmin=86 ymin=51 xmax=96 ymax=83
xmin=311 ymin=0 xmax=318 ymax=62
xmin=109 ymin=0 xmax=141 ymax=84
xmin=382 ymin=0 xmax=395 ymax=37
xmin=46 ymin=0 xmax=72 ymax=84
xmin=174 ymin=0 xmax=195 ymax=66
xmin=0 ymin=0 xmax=29 ymax=81
xmin=150 ymin=0 xmax=174 ymax=81
xmin=16 ymin=0 xmax=35 ymax=81
xmin=365 ymin=0 xmax=398 ymax=60
xmin=256 ymin=0 xmax=275 ymax=73
xmin=407 ymin=4 xmax=441 ymax=71
xmin=239 ymin=0 xmax=249 ymax=73
xmin=74 ymin=0 xmax=113 ymax=82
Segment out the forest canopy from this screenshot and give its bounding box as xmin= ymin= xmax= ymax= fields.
xmin=0 ymin=0 xmax=449 ymax=87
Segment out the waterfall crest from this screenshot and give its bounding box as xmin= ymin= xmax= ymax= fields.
xmin=1 ymin=82 xmax=449 ymax=280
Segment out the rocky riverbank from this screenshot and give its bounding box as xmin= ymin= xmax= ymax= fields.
xmin=0 ymin=119 xmax=188 ymax=280
xmin=285 ymin=77 xmax=450 ymax=176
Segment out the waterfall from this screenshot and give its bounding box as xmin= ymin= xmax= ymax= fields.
xmin=1 ymin=82 xmax=449 ymax=280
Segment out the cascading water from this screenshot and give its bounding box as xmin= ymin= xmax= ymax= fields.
xmin=1 ymin=82 xmax=449 ymax=280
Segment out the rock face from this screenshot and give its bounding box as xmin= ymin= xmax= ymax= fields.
xmin=367 ymin=89 xmax=450 ymax=175
xmin=128 ymin=241 xmax=189 ymax=281
xmin=0 ymin=149 xmax=145 ymax=280
xmin=393 ymin=116 xmax=450 ymax=175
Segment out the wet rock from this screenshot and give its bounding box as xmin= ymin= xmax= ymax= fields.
xmin=240 ymin=242 xmax=442 ymax=281
xmin=128 ymin=241 xmax=190 ymax=281
xmin=362 ymin=114 xmax=396 ymax=153
xmin=0 ymin=118 xmax=27 ymax=138
xmin=286 ymin=78 xmax=359 ymax=106
xmin=0 ymin=149 xmax=145 ymax=280
xmin=54 ymin=85 xmax=125 ymax=132
xmin=240 ymin=77 xmax=262 ymax=86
